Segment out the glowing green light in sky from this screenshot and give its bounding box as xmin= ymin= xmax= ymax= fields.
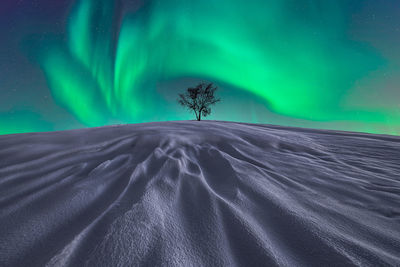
xmin=36 ymin=0 xmax=400 ymax=134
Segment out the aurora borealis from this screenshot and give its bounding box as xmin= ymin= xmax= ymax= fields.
xmin=1 ymin=0 xmax=400 ymax=135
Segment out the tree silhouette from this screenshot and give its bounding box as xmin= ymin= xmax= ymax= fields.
xmin=178 ymin=82 xmax=221 ymax=121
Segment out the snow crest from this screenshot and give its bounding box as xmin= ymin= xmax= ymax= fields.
xmin=0 ymin=121 xmax=399 ymax=266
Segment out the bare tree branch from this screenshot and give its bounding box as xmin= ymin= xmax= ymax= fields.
xmin=177 ymin=82 xmax=221 ymax=121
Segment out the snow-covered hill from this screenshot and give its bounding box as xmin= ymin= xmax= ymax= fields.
xmin=0 ymin=121 xmax=399 ymax=266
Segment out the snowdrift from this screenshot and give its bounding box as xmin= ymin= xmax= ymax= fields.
xmin=0 ymin=121 xmax=399 ymax=266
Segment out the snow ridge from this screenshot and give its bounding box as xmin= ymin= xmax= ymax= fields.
xmin=0 ymin=121 xmax=399 ymax=266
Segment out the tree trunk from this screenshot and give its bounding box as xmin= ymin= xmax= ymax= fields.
xmin=194 ymin=110 xmax=200 ymax=121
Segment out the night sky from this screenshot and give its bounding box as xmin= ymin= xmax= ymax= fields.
xmin=1 ymin=0 xmax=400 ymax=135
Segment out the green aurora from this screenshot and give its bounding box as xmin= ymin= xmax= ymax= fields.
xmin=3 ymin=0 xmax=400 ymax=135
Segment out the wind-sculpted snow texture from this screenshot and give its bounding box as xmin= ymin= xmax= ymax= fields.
xmin=0 ymin=121 xmax=399 ymax=266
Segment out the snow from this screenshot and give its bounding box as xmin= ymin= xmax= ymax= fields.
xmin=0 ymin=121 xmax=399 ymax=266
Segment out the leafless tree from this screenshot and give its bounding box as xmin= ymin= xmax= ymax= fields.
xmin=178 ymin=82 xmax=221 ymax=121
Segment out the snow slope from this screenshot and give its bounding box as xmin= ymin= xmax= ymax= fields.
xmin=0 ymin=121 xmax=399 ymax=266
